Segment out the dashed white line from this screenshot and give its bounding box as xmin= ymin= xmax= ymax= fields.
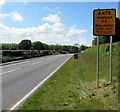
xmin=1 ymin=58 xmax=44 ymax=68
xmin=31 ymin=61 xmax=43 ymax=65
xmin=0 ymin=68 xmax=21 ymax=76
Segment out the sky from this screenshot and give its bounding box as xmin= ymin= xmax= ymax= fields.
xmin=0 ymin=1 xmax=119 ymax=46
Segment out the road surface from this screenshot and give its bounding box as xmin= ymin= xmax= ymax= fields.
xmin=1 ymin=54 xmax=72 ymax=110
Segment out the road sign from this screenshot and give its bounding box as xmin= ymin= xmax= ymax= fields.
xmin=93 ymin=9 xmax=116 ymax=36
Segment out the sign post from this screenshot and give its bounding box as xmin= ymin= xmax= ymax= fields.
xmin=110 ymin=36 xmax=113 ymax=82
xmin=96 ymin=36 xmax=100 ymax=87
xmin=93 ymin=9 xmax=116 ymax=87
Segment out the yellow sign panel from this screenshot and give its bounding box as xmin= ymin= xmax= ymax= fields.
xmin=93 ymin=9 xmax=116 ymax=36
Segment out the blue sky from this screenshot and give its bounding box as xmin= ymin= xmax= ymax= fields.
xmin=0 ymin=1 xmax=119 ymax=46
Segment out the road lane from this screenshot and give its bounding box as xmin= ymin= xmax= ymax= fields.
xmin=2 ymin=54 xmax=73 ymax=110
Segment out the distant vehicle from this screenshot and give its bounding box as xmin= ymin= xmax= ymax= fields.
xmin=61 ymin=51 xmax=67 ymax=54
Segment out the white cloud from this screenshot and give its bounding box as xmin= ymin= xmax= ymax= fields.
xmin=77 ymin=38 xmax=92 ymax=46
xmin=66 ymin=25 xmax=87 ymax=37
xmin=0 ymin=23 xmax=91 ymax=46
xmin=36 ymin=22 xmax=64 ymax=32
xmin=0 ymin=0 xmax=5 ymax=5
xmin=57 ymin=11 xmax=63 ymax=14
xmin=0 ymin=22 xmax=66 ymax=44
xmin=0 ymin=12 xmax=24 ymax=22
xmin=0 ymin=12 xmax=91 ymax=46
xmin=43 ymin=14 xmax=60 ymax=23
xmin=53 ymin=22 xmax=64 ymax=32
xmin=11 ymin=12 xmax=24 ymax=22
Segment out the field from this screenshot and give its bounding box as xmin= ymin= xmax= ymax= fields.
xmin=19 ymin=42 xmax=119 ymax=110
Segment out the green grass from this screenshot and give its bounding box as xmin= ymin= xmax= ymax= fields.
xmin=1 ymin=56 xmax=24 ymax=63
xmin=19 ymin=42 xmax=119 ymax=110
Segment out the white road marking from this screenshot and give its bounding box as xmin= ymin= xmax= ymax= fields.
xmin=1 ymin=58 xmax=43 ymax=68
xmin=31 ymin=61 xmax=43 ymax=66
xmin=9 ymin=56 xmax=72 ymax=110
xmin=0 ymin=68 xmax=21 ymax=76
xmin=1 ymin=55 xmax=67 ymax=68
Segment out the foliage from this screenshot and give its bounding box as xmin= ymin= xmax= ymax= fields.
xmin=1 ymin=38 xmax=81 ymax=62
xmin=113 ymin=18 xmax=120 ymax=42
xmin=32 ymin=41 xmax=45 ymax=50
xmin=79 ymin=45 xmax=89 ymax=51
xmin=62 ymin=45 xmax=69 ymax=52
xmin=1 ymin=56 xmax=23 ymax=63
xmin=92 ymin=36 xmax=110 ymax=45
xmin=1 ymin=44 xmax=13 ymax=50
xmin=1 ymin=40 xmax=80 ymax=53
xmin=1 ymin=50 xmax=54 ymax=63
xmin=9 ymin=43 xmax=19 ymax=50
xmin=92 ymin=37 xmax=97 ymax=45
xmin=19 ymin=39 xmax=32 ymax=50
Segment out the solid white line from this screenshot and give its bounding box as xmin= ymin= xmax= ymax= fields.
xmin=0 ymin=68 xmax=21 ymax=76
xmin=9 ymin=56 xmax=71 ymax=110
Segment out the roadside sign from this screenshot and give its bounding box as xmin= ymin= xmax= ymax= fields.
xmin=93 ymin=9 xmax=116 ymax=36
xmin=93 ymin=9 xmax=116 ymax=87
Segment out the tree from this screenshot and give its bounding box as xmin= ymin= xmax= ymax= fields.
xmin=79 ymin=45 xmax=89 ymax=51
xmin=63 ymin=45 xmax=69 ymax=52
xmin=9 ymin=43 xmax=19 ymax=50
xmin=74 ymin=46 xmax=79 ymax=52
xmin=32 ymin=41 xmax=44 ymax=50
xmin=92 ymin=36 xmax=111 ymax=46
xmin=113 ymin=18 xmax=120 ymax=42
xmin=19 ymin=39 xmax=32 ymax=50
xmin=55 ymin=44 xmax=60 ymax=50
xmin=43 ymin=44 xmax=49 ymax=50
xmin=98 ymin=36 xmax=110 ymax=44
xmin=2 ymin=44 xmax=11 ymax=50
xmin=50 ymin=45 xmax=55 ymax=50
xmin=92 ymin=37 xmax=97 ymax=45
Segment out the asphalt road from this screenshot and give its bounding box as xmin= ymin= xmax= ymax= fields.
xmin=1 ymin=54 xmax=73 ymax=110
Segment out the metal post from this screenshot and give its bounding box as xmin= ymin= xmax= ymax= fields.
xmin=96 ymin=36 xmax=99 ymax=87
xmin=110 ymin=36 xmax=112 ymax=82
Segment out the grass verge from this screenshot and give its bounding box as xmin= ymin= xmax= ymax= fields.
xmin=1 ymin=56 xmax=24 ymax=63
xmin=19 ymin=42 xmax=119 ymax=110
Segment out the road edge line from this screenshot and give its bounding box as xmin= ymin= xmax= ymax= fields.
xmin=9 ymin=56 xmax=72 ymax=111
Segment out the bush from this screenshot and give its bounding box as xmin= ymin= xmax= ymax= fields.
xmin=1 ymin=50 xmax=54 ymax=63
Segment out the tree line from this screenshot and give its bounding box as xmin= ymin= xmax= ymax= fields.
xmin=1 ymin=40 xmax=81 ymax=53
xmin=1 ymin=39 xmax=90 ymax=53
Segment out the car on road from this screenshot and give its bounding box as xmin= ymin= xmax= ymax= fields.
xmin=60 ymin=51 xmax=67 ymax=54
